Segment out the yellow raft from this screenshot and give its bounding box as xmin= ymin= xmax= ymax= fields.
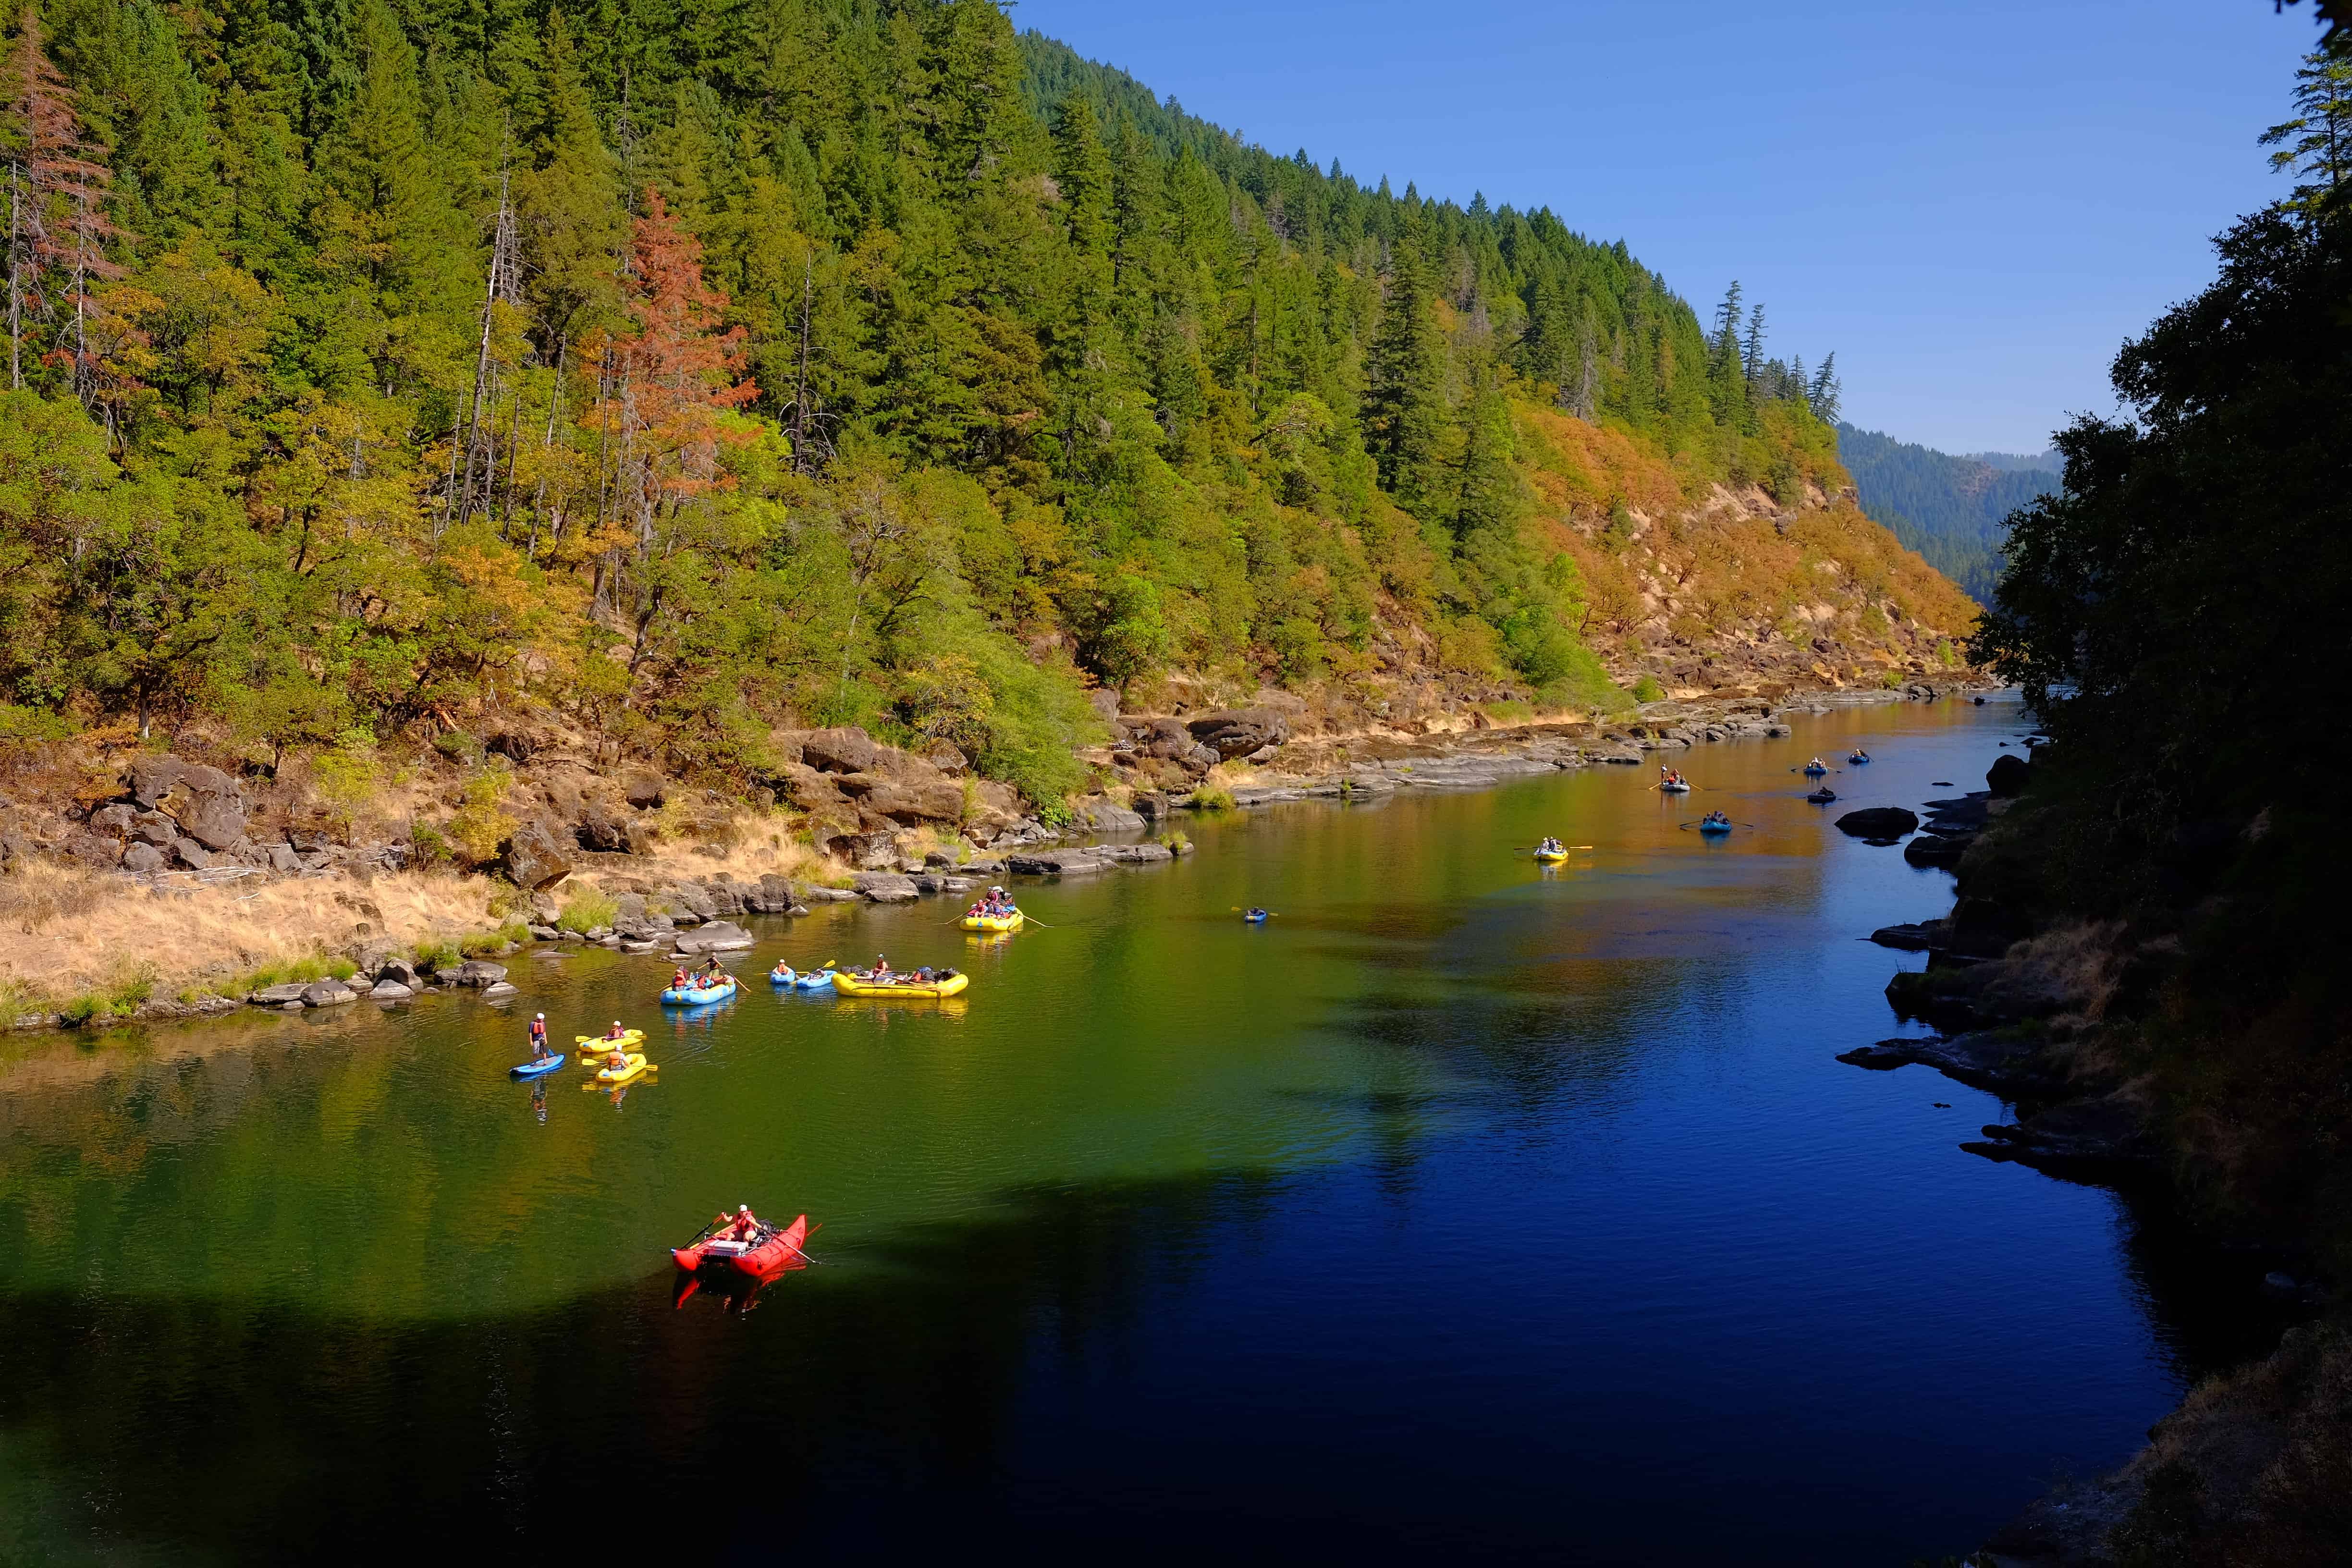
xmin=958 ymin=910 xmax=1024 ymax=932
xmin=576 ymin=1029 xmax=645 ymax=1056
xmin=830 ymin=971 xmax=970 ymax=999
xmin=593 ymin=1052 xmax=650 ymax=1084
xmin=1531 ymin=847 xmax=1570 ymax=864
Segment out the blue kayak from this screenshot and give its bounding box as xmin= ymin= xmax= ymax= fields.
xmin=510 ymin=1054 xmax=568 ymax=1079
xmin=769 ymin=968 xmax=836 ymax=991
xmin=661 ymin=977 xmax=737 ymax=1005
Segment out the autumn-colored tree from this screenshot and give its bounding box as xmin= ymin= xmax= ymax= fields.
xmin=602 ymin=185 xmax=756 ymax=529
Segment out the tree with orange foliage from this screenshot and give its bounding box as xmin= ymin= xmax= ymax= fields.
xmin=580 ymin=187 xmax=756 ymax=617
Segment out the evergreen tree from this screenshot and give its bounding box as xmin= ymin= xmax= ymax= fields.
xmin=1807 ymin=352 xmax=1840 ymax=424
xmin=2261 ymin=37 xmax=2352 ymax=222
xmin=1362 ymin=218 xmax=1446 ymax=514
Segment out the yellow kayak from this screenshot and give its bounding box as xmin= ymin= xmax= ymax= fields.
xmin=1532 ymin=848 xmax=1570 ymax=864
xmin=593 ymin=1052 xmax=650 ymax=1084
xmin=830 ymin=971 xmax=970 ymax=999
xmin=576 ymin=1030 xmax=644 ymax=1056
xmin=957 ymin=910 xmax=1024 ymax=932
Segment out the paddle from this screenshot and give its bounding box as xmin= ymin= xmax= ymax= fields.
xmin=767 ymin=1219 xmax=826 ymax=1268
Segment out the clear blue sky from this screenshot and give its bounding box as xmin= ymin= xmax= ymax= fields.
xmin=1011 ymin=0 xmax=2319 ymax=454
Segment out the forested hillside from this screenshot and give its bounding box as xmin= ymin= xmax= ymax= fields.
xmin=1835 ymin=423 xmax=2060 ymax=601
xmin=0 ymin=0 xmax=1973 ymax=823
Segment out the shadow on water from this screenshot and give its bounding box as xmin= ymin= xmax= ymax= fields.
xmin=0 ymin=1165 xmax=1576 ymax=1564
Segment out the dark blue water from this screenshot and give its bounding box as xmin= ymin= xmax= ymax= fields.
xmin=0 ymin=698 xmax=2257 ymax=1563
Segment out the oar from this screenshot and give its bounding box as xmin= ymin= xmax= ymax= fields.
xmin=757 ymin=1220 xmax=826 ymax=1267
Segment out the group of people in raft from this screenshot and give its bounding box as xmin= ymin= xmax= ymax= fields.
xmin=965 ymin=885 xmax=1017 ymax=922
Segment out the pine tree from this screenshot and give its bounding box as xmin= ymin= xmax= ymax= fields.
xmin=1572 ymin=294 xmax=1600 ymax=422
xmin=1741 ymin=301 xmax=1765 ymax=384
xmin=4 ymin=0 xmax=121 ymax=404
xmin=2261 ymin=38 xmax=2352 ymax=222
xmin=310 ymin=0 xmax=474 ymax=397
xmin=516 ymin=11 xmax=624 ymax=368
xmin=1808 ymin=352 xmax=1840 ymax=424
xmin=1363 ymin=219 xmax=1447 ymax=514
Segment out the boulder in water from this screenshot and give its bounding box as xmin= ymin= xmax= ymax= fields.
xmin=1835 ymin=806 xmax=1919 ymax=839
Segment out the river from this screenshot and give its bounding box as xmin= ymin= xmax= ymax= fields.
xmin=0 ymin=698 xmax=2263 ymax=1562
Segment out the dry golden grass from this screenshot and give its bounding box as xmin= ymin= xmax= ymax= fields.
xmin=598 ymin=811 xmax=852 ymax=889
xmin=0 ymin=859 xmax=499 ymax=1009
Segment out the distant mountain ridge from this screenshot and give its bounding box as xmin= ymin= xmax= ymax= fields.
xmin=1967 ymin=448 xmax=2066 ymax=474
xmin=1834 ymin=424 xmax=2063 ymax=602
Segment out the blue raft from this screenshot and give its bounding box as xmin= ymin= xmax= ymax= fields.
xmin=661 ymin=977 xmax=738 ymax=1005
xmin=770 ymin=968 xmax=836 ymax=991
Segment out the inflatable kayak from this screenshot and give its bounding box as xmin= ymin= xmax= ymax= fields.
xmin=1698 ymin=817 xmax=1734 ymax=836
xmin=1658 ymin=781 xmax=1691 ymax=794
xmin=672 ymin=1213 xmax=811 ymax=1279
xmin=1532 ymin=848 xmax=1570 ymax=864
xmin=1847 ymin=753 xmax=1871 ymax=765
xmin=771 ymin=967 xmax=838 ymax=991
xmin=510 ymin=1054 xmax=568 ymax=1079
xmin=1802 ymin=763 xmax=1829 ymax=777
xmin=830 ymin=970 xmax=969 ymax=999
xmin=958 ymin=910 xmax=1024 ymax=932
xmin=660 ymin=977 xmax=736 ymax=1005
xmin=1242 ymin=908 xmax=1270 ymax=924
xmin=593 ymin=1052 xmax=650 ymax=1084
xmin=575 ymin=1029 xmax=644 ymax=1056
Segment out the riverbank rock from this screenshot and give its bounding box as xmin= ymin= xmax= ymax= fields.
xmin=849 ymin=871 xmax=919 ymax=903
xmin=1185 ymin=708 xmax=1291 ymax=760
xmin=451 ymin=961 xmax=509 ymax=987
xmin=799 ymin=726 xmax=881 ymax=774
xmin=247 ymin=982 xmax=309 ymax=1006
xmin=1070 ymin=796 xmax=1147 ymax=833
xmin=1835 ymin=806 xmax=1918 ymax=839
xmin=1986 ymin=753 xmax=2033 ymax=797
xmin=502 ymin=820 xmax=573 ymax=890
xmin=1006 ymin=848 xmax=1112 ymax=876
xmin=674 ymin=920 xmax=755 ymax=953
xmin=1902 ymin=833 xmax=1967 ymax=868
xmin=128 ymin=754 xmax=187 ymax=809
xmin=165 ymin=764 xmax=247 ymax=851
xmin=301 ymin=979 xmax=358 ymax=1007
xmin=1835 ymin=1031 xmax=2065 ymax=1097
xmin=1962 ymin=1089 xmax=2155 ymax=1171
xmin=369 ymin=980 xmax=415 ymax=1000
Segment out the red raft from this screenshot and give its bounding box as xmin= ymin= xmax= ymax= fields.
xmin=672 ymin=1213 xmax=811 ymax=1280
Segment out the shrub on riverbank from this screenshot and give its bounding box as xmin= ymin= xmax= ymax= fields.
xmin=556 ymin=892 xmax=620 ymax=935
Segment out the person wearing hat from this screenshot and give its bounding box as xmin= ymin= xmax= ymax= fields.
xmin=527 ymin=1013 xmax=551 ymax=1062
xmin=714 ymin=1204 xmax=760 ymax=1243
